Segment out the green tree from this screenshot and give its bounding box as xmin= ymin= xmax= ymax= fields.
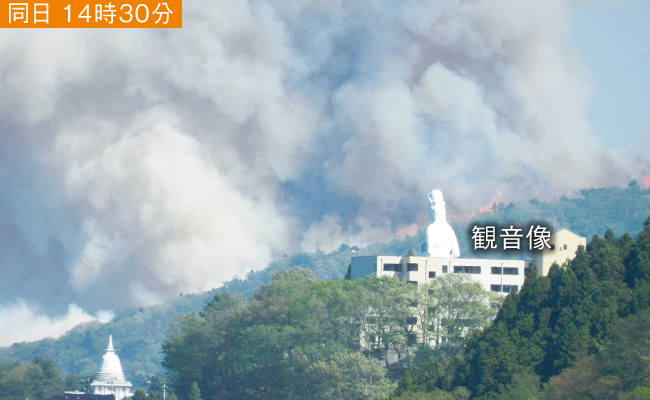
xmin=359 ymin=277 xmax=415 ymax=361
xmin=392 ymin=387 xmax=470 ymax=400
xmin=546 ymin=356 xmax=616 ymax=400
xmin=426 ymin=273 xmax=501 ymax=355
xmin=494 ymin=370 xmax=544 ymax=400
xmin=162 ymin=313 xmax=210 ymax=397
xmin=0 ymin=357 xmax=65 ymax=400
xmin=188 ymin=382 xmax=201 ymax=400
xmin=0 ymin=361 xmax=29 ymax=400
xmin=626 ymin=218 xmax=650 ymax=286
xmin=27 ymin=356 xmax=65 ymax=399
xmin=303 ymin=352 xmax=395 ymax=400
xmin=162 ymin=291 xmax=244 ymax=399
xmin=546 ymin=308 xmax=650 ymax=398
xmin=621 ymin=387 xmax=650 ymax=400
xmin=131 ymin=388 xmax=147 ymax=400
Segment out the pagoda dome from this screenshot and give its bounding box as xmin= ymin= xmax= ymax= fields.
xmin=90 ymin=333 xmax=133 ymax=400
xmin=95 ymin=334 xmax=126 ymax=380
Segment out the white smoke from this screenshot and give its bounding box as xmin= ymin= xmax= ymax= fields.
xmin=0 ymin=300 xmax=113 ymax=347
xmin=53 ymin=107 xmax=291 ymax=299
xmin=0 ymin=0 xmax=647 ymax=334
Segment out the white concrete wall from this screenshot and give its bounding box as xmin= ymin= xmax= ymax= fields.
xmin=351 ymin=256 xmax=528 ymax=294
xmin=534 ymin=229 xmax=587 ymax=276
xmin=448 ymin=258 xmax=527 ymax=294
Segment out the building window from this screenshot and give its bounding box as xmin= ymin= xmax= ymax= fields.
xmin=502 ymin=285 xmax=519 ymax=293
xmin=407 ymin=263 xmax=419 ymax=271
xmin=503 ymin=267 xmax=519 ymax=275
xmin=550 ymin=244 xmax=556 ymax=250
xmin=454 ymin=266 xmax=481 ymax=274
xmin=442 ymin=265 xmax=448 ymax=273
xmin=383 ymin=263 xmax=400 ymax=271
xmin=406 ymin=316 xmax=418 ymax=325
xmin=407 ymin=333 xmax=417 ymax=345
xmin=428 ymin=271 xmax=436 ymax=278
xmin=564 ymin=244 xmax=568 ymax=250
xmin=491 ymin=285 xmax=502 ymax=292
xmin=407 ymin=280 xmax=418 ymax=285
xmin=491 ymin=267 xmax=502 ymax=275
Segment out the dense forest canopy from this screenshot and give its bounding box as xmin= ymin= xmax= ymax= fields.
xmin=394 ymin=217 xmax=650 ymax=399
xmin=161 ymin=271 xmax=501 ymax=400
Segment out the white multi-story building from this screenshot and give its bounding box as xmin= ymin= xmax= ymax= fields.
xmin=351 ymin=255 xmax=527 ymax=294
xmin=350 ymin=229 xmax=586 ymax=294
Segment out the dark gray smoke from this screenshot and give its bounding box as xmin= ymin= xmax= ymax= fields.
xmin=0 ymin=0 xmax=646 ymax=345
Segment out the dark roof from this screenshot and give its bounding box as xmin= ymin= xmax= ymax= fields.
xmin=46 ymin=394 xmax=115 ymax=400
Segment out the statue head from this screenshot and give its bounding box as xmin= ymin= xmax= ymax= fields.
xmin=428 ymin=189 xmax=446 ymax=222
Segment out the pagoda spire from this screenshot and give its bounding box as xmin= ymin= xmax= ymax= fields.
xmin=107 ymin=330 xmax=114 ymax=351
xmin=91 ymin=330 xmax=132 ymax=400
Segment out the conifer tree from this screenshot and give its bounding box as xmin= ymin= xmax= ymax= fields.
xmin=188 ymin=382 xmax=201 ymax=400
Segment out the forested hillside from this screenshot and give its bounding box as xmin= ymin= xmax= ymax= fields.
xmin=394 ymin=218 xmax=650 ymax=399
xmin=469 ymin=184 xmax=650 ymax=239
xmin=1 ymin=184 xmax=649 ymax=397
xmin=0 ymin=245 xmax=363 ymax=383
xmin=0 ymin=291 xmax=213 ymax=385
xmin=162 ymin=271 xmax=499 ymax=400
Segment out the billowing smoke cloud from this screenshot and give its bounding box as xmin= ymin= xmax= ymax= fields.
xmin=0 ymin=300 xmax=113 ymax=347
xmin=0 ymin=0 xmax=648 ymax=341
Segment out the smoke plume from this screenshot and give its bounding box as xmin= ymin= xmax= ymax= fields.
xmin=0 ymin=300 xmax=113 ymax=347
xmin=0 ymin=0 xmax=647 ymax=343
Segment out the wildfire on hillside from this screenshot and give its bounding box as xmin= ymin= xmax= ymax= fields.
xmin=479 ymin=201 xmax=497 ymax=214
xmin=396 ymin=223 xmax=419 ymax=237
xmin=641 ymin=175 xmax=650 ymax=190
xmin=478 ymin=193 xmax=502 ymax=214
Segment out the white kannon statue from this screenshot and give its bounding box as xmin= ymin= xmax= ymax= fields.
xmin=420 ymin=189 xmax=460 ymax=258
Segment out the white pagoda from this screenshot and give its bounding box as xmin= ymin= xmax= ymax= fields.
xmin=90 ymin=333 xmax=133 ymax=400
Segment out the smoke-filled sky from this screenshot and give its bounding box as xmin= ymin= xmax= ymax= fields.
xmin=1 ymin=0 xmax=649 ymax=346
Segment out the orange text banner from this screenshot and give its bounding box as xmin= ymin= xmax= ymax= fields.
xmin=1 ymin=0 xmax=181 ymax=28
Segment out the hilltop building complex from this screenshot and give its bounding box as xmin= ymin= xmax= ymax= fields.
xmin=351 ymin=190 xmax=586 ymax=293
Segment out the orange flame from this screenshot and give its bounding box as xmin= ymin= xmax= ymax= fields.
xmin=396 ymin=223 xmax=419 ymax=237
xmin=479 ymin=200 xmax=498 ymax=214
xmin=641 ymin=175 xmax=650 ymax=190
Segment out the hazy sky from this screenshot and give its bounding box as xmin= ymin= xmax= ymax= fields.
xmin=0 ymin=0 xmax=648 ymax=346
xmin=570 ymin=0 xmax=650 ymax=152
